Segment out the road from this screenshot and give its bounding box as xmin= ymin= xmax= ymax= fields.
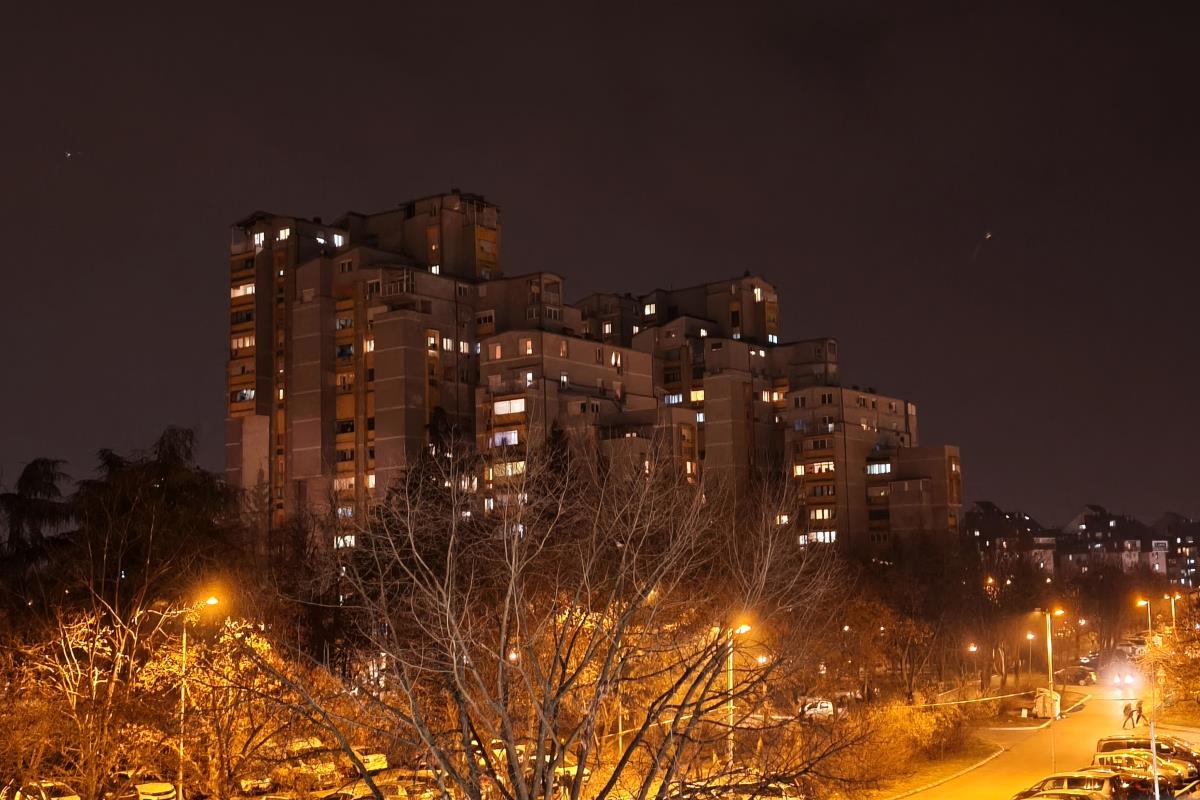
xmin=908 ymin=691 xmax=1199 ymax=799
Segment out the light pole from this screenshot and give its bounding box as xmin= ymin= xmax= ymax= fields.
xmin=1137 ymin=598 xmax=1153 ymax=638
xmin=1136 ymin=598 xmax=1163 ymax=800
xmin=726 ymin=623 xmax=751 ymax=769
xmin=180 ymin=595 xmax=219 ymax=800
xmin=1038 ymin=608 xmax=1064 ymax=772
xmin=1026 ymin=632 xmax=1035 ymax=678
xmin=1164 ymin=593 xmax=1181 ymax=632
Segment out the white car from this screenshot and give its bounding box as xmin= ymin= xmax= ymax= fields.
xmin=105 ymin=774 xmax=177 ymax=800
xmin=799 ymin=698 xmax=841 ymax=721
xmin=1 ymin=781 xmax=81 ymax=800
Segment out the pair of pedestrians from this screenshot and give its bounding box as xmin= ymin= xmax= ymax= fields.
xmin=1121 ymin=699 xmax=1146 ymax=728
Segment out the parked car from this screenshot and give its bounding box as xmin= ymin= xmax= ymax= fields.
xmin=0 ymin=781 xmax=81 ymax=800
xmin=281 ymin=738 xmax=339 ymax=791
xmin=799 ymin=698 xmax=841 ymax=722
xmin=104 ymin=773 xmax=178 ymax=800
xmin=1092 ymin=751 xmax=1191 ymax=789
xmin=348 ymin=747 xmax=388 ymax=776
xmin=236 ymin=777 xmax=274 ymax=795
xmin=323 ymin=780 xmax=406 ymax=800
xmin=1026 ymin=792 xmax=1105 ymax=799
xmin=1098 ymin=735 xmax=1200 ymax=770
xmin=1011 ymin=767 xmax=1168 ymax=799
xmin=1055 ymin=666 xmax=1098 ymax=686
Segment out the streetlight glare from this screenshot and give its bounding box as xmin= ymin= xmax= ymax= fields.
xmin=1137 ymin=599 xmax=1149 ymax=607
xmin=1052 ymin=608 xmax=1064 ymax=616
xmin=1026 ymin=632 xmax=1035 ymax=640
xmin=204 ymin=596 xmax=219 ymax=606
xmin=734 ymin=624 xmax=752 ymax=635
xmin=967 ymin=643 xmax=978 ymax=653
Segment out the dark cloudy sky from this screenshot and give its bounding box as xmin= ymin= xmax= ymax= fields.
xmin=1 ymin=2 xmax=1196 ymax=525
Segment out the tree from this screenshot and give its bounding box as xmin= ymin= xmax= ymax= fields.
xmin=276 ymin=435 xmax=919 ymax=800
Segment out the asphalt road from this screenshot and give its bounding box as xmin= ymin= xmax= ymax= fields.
xmin=907 ymin=691 xmax=1199 ymax=800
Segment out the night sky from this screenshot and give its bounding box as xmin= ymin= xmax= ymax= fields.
xmin=2 ymin=2 xmax=1196 ymax=525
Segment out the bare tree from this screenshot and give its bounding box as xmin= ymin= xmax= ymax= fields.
xmin=288 ymin=434 xmax=894 ymax=800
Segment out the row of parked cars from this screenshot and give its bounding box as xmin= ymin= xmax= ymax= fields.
xmin=2 ymin=773 xmax=178 ymax=800
xmin=1010 ymin=734 xmax=1200 ymax=799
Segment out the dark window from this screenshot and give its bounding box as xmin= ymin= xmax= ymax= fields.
xmin=336 ymin=449 xmax=355 ymax=463
xmin=335 ymin=420 xmax=355 ymax=434
xmin=367 ymin=417 xmax=375 ymax=431
xmin=336 ymin=344 xmax=354 ymax=359
xmin=231 ymin=309 xmax=254 ymax=325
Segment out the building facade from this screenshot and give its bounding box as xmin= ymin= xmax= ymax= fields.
xmin=226 ymin=192 xmax=962 ymax=551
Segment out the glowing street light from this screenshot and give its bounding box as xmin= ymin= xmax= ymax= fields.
xmin=726 ymin=622 xmax=752 ymax=768
xmin=1164 ymin=593 xmax=1182 ymax=631
xmin=1137 ymin=599 xmax=1153 ymax=637
xmin=180 ymin=593 xmax=220 ymax=800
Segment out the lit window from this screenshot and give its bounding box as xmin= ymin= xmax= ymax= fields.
xmin=366 ymin=473 xmax=376 ymax=489
xmin=460 ymin=340 xmax=470 ymax=354
xmin=484 ymin=497 xmax=495 ymax=512
xmin=685 ymin=460 xmax=696 ymax=475
xmin=333 ymin=233 xmax=344 ymax=247
xmin=231 ymin=388 xmax=256 ymax=403
xmin=336 ymin=505 xmax=354 ymax=519
xmin=430 ymin=264 xmax=440 ymax=275
xmin=230 ymin=283 xmax=256 ymax=298
xmin=732 ymin=332 xmax=741 ymax=340
xmin=768 ymin=334 xmax=778 ymax=344
xmin=492 ymin=430 xmax=519 ymax=447
xmin=866 ymin=463 xmax=891 ymax=475
xmin=810 ymin=508 xmax=834 ymax=521
xmin=230 ymin=335 xmax=256 ymax=352
xmin=524 ymin=371 xmax=534 ymax=387
xmin=644 ymin=303 xmax=656 ymax=316
xmin=664 ymin=393 xmax=683 ymax=405
xmin=427 ymin=333 xmax=438 ymax=350
xmin=520 ymin=338 xmax=533 ymax=355
xmin=560 ymin=373 xmax=569 ymax=388
xmin=334 ymin=477 xmax=355 ymax=492
xmin=696 ymin=412 xmax=705 ymax=423
xmin=775 ymin=513 xmax=790 ymax=525
xmin=690 ymin=389 xmax=705 ymax=402
xmin=603 ymin=321 xmax=613 ymax=335
xmin=812 ymin=530 xmax=837 ymax=544
xmin=793 ymin=464 xmax=804 ymax=476
xmin=754 ymin=287 xmax=763 ymax=302
xmin=491 ymin=343 xmax=503 ymax=360
xmin=335 ymin=316 xmax=354 ymax=331
xmin=494 ymin=398 xmax=526 ymax=415
xmin=277 ymin=228 xmax=290 ymax=241
xmin=334 ymin=534 xmax=356 ymax=548
xmin=442 ymin=337 xmax=454 ymax=352
xmin=363 ymin=338 xmax=374 ymax=353
xmin=252 ymin=231 xmax=265 ymax=248
xmin=810 ymin=460 xmax=835 ymax=474
xmin=760 ymin=390 xmax=771 ymax=402
xmin=610 ymin=351 xmax=622 ymax=368
xmin=558 ymin=340 xmax=569 ymax=358
xmin=277 ymin=388 xmax=284 ymax=400
xmin=632 ymin=325 xmax=640 ymax=334
xmin=495 ymin=460 xmax=526 ymax=477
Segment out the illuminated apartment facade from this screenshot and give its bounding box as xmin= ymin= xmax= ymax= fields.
xmin=227 ymin=191 xmax=962 ymax=550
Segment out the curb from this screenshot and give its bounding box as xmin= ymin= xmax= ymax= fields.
xmin=985 ymin=692 xmax=1093 ymax=732
xmin=880 ymin=746 xmax=1006 ymax=800
xmin=1158 ymin=723 xmax=1200 ymax=735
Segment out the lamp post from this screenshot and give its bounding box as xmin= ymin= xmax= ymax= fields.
xmin=1038 ymin=608 xmax=1064 ymax=772
xmin=1136 ymin=598 xmax=1163 ymax=800
xmin=1164 ymin=593 xmax=1181 ymax=632
xmin=180 ymin=595 xmax=219 ymax=800
xmin=726 ymin=623 xmax=752 ymax=769
xmin=1026 ymin=632 xmax=1035 ymax=677
xmin=1137 ymin=598 xmax=1153 ymax=638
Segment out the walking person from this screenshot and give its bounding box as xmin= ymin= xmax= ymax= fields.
xmin=1134 ymin=699 xmax=1145 ymax=726
xmin=1122 ymin=702 xmax=1134 ymax=729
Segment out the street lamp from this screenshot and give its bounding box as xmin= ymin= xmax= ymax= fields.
xmin=180 ymin=595 xmax=220 ymax=800
xmin=1164 ymin=593 xmax=1182 ymax=632
xmin=1137 ymin=599 xmax=1153 ymax=638
xmin=726 ymin=623 xmax=752 ymax=768
xmin=1026 ymin=631 xmax=1035 ymax=674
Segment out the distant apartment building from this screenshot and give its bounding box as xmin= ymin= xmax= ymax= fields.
xmin=1055 ymin=505 xmax=1169 ymax=576
xmin=1155 ymin=513 xmax=1200 ymax=588
xmin=964 ymin=501 xmax=1058 ymax=576
xmin=227 ymin=192 xmax=962 ymax=551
